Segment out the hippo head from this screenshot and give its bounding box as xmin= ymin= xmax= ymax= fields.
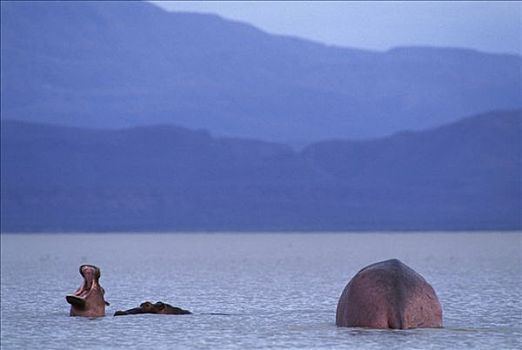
xmin=114 ymin=301 xmax=191 ymax=316
xmin=66 ymin=264 xmax=109 ymax=317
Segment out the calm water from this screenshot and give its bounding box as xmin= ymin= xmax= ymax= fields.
xmin=1 ymin=233 xmax=521 ymax=349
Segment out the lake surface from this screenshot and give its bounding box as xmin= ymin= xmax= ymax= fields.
xmin=1 ymin=232 xmax=521 ymax=349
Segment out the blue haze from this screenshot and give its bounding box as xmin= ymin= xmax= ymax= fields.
xmin=152 ymin=1 xmax=522 ymax=55
xmin=1 ymin=111 xmax=520 ymax=232
xmin=0 ymin=1 xmax=521 ymax=232
xmin=1 ymin=1 xmax=521 ymax=143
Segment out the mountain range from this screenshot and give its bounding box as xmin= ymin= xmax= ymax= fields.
xmin=1 ymin=0 xmax=521 ymax=145
xmin=2 ymin=110 xmax=520 ymax=232
xmin=1 ymin=1 xmax=521 ymax=232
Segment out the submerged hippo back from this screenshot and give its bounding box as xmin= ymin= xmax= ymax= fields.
xmin=114 ymin=301 xmax=192 ymax=316
xmin=336 ymin=259 xmax=442 ymax=329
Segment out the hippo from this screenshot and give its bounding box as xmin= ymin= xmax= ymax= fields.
xmin=114 ymin=301 xmax=192 ymax=316
xmin=336 ymin=259 xmax=442 ymax=329
xmin=66 ymin=264 xmax=109 ymax=317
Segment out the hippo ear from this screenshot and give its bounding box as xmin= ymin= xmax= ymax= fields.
xmin=105 ymin=301 xmax=110 ymax=306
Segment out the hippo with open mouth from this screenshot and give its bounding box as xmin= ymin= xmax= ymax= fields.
xmin=66 ymin=264 xmax=109 ymax=317
xmin=336 ymin=259 xmax=443 ymax=329
xmin=114 ymin=301 xmax=192 ymax=316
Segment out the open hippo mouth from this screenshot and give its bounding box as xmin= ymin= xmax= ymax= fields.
xmin=66 ymin=265 xmax=109 ymax=308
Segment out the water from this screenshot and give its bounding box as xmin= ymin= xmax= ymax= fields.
xmin=1 ymin=232 xmax=521 ymax=349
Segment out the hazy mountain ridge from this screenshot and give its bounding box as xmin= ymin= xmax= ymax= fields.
xmin=303 ymin=110 xmax=521 ymax=187
xmin=2 ymin=110 xmax=520 ymax=232
xmin=1 ymin=0 xmax=521 ymax=144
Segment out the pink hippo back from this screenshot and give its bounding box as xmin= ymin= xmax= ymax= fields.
xmin=336 ymin=259 xmax=442 ymax=329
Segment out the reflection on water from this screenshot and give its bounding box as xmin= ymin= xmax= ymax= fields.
xmin=1 ymin=233 xmax=521 ymax=349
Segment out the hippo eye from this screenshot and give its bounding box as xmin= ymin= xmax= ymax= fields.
xmin=155 ymin=302 xmax=165 ymax=309
xmin=140 ymin=302 xmax=152 ymax=308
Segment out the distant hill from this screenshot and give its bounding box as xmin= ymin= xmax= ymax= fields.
xmin=1 ymin=110 xmax=520 ymax=232
xmin=1 ymin=1 xmax=521 ymax=145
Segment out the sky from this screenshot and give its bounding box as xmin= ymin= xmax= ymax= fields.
xmin=151 ymin=1 xmax=521 ymax=55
